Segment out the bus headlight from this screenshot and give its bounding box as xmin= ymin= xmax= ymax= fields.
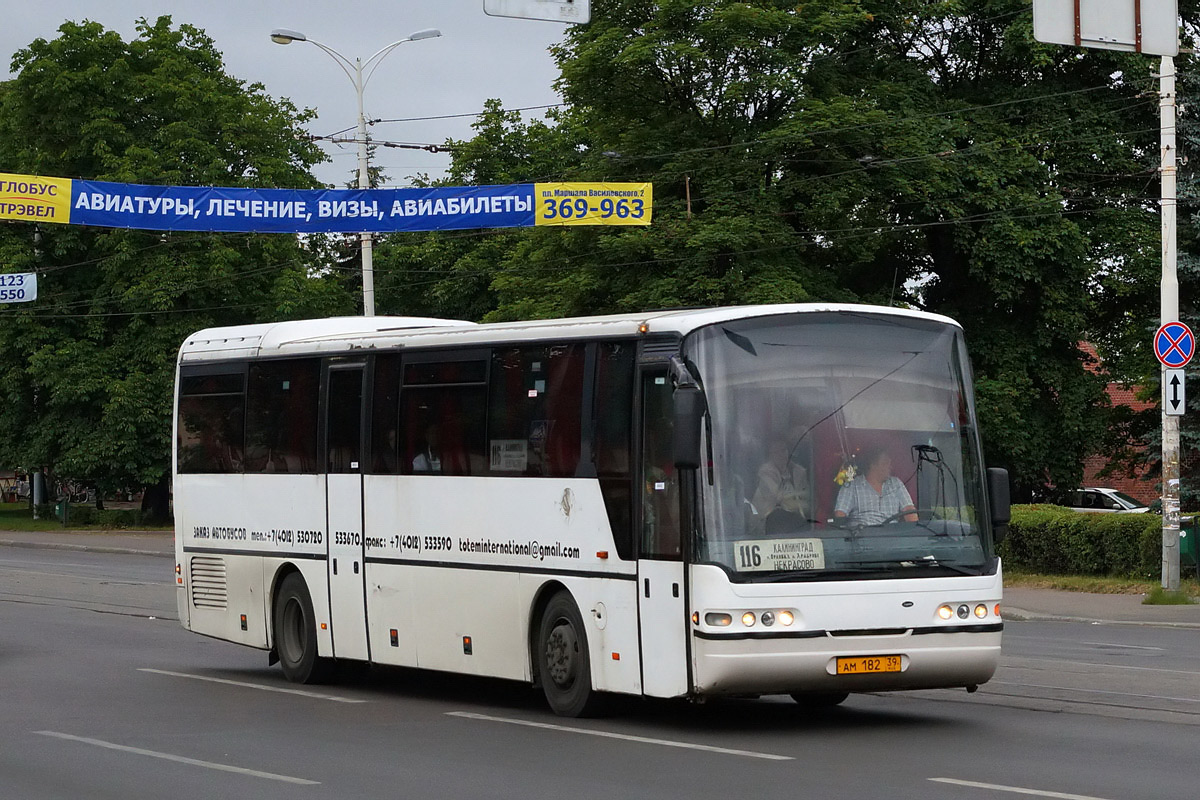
xmin=760 ymin=611 xmax=775 ymax=627
xmin=974 ymin=604 xmax=988 ymax=619
xmin=741 ymin=612 xmax=757 ymax=627
xmin=778 ymin=610 xmax=795 ymax=626
xmin=937 ymin=604 xmax=954 ymax=620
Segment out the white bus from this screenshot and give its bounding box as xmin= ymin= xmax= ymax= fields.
xmin=174 ymin=304 xmax=1010 ymax=716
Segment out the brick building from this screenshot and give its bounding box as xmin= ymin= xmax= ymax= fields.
xmin=1079 ymin=343 xmax=1157 ymax=505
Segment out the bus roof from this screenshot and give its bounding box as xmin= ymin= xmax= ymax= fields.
xmin=178 ymin=304 xmax=961 ymax=362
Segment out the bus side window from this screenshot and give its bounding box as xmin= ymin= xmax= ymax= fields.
xmin=640 ymin=373 xmax=680 ymax=560
xmin=400 ymin=358 xmax=488 ymax=476
xmin=177 ymin=371 xmax=245 ymax=474
xmin=488 ymin=344 xmax=585 ymax=477
xmin=370 ymin=355 xmax=401 ymax=474
xmin=244 ymin=359 xmax=321 ymax=474
xmin=594 ymin=342 xmax=636 ymax=560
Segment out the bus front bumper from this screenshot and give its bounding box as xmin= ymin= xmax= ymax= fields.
xmin=690 ymin=627 xmax=1001 ymax=696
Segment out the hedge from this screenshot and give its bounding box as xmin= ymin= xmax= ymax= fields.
xmin=999 ymin=505 xmax=1164 ymax=578
xmin=38 ymin=503 xmax=157 ymax=529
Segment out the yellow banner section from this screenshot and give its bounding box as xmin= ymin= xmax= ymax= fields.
xmin=0 ymin=172 xmax=72 ymax=225
xmin=534 ymin=182 xmax=652 ymax=226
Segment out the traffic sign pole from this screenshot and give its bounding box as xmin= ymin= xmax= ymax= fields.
xmin=1161 ymin=55 xmax=1181 ymax=591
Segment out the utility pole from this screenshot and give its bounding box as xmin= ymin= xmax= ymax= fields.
xmin=1160 ymin=55 xmax=1182 ymax=590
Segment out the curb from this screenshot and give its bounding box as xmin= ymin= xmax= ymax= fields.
xmin=1003 ymin=605 xmax=1200 ymax=629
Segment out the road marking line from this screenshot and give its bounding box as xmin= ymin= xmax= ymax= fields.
xmin=989 ymin=680 xmax=1200 ymax=705
xmin=1003 ymin=658 xmax=1200 ymax=677
xmin=139 ymin=668 xmax=366 ymax=703
xmin=35 ymin=731 xmax=319 ymax=785
xmin=447 ymin=711 xmax=792 ymax=761
xmin=930 ymin=778 xmax=1112 ymax=800
xmin=1079 ymin=641 xmax=1165 ymax=651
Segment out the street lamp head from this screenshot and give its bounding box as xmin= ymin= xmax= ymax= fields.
xmin=407 ymin=28 xmax=442 ymax=41
xmin=270 ymin=29 xmax=307 ymax=45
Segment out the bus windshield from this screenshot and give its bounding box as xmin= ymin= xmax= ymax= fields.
xmin=690 ymin=311 xmax=994 ymax=581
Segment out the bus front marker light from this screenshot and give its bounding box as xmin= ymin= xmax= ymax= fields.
xmin=778 ymin=610 xmax=794 ymax=626
xmin=741 ymin=612 xmax=756 ymax=627
xmin=691 ymin=611 xmax=699 ymax=625
xmin=974 ymin=604 xmax=988 ymax=619
xmin=705 ymin=612 xmax=732 ymax=627
xmin=937 ymin=605 xmax=954 ymax=620
xmin=994 ymin=604 xmax=1002 ymax=617
xmin=957 ymin=604 xmax=969 ymax=619
xmin=760 ymin=611 xmax=775 ymax=627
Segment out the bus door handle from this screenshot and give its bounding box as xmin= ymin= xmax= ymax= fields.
xmin=333 ymin=558 xmax=337 ymax=575
xmin=672 ymin=583 xmax=679 ymax=598
xmin=644 ymin=578 xmax=650 ymax=598
xmin=353 ymin=561 xmax=359 ymax=575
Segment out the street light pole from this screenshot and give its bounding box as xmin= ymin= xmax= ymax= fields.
xmin=352 ymin=57 xmax=375 ymax=316
xmin=270 ymin=27 xmax=442 ymax=316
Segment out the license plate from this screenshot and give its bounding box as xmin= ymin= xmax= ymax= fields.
xmin=836 ymin=655 xmax=902 ymax=675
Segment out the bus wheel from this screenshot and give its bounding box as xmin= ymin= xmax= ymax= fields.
xmin=274 ymin=572 xmax=333 ymax=684
xmin=790 ymin=692 xmax=849 ymax=709
xmin=538 ymin=593 xmax=601 ymax=717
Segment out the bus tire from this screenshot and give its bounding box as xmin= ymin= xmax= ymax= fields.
xmin=538 ymin=592 xmax=602 ymax=717
xmin=790 ymin=691 xmax=849 ymax=709
xmin=274 ymin=572 xmax=334 ymax=684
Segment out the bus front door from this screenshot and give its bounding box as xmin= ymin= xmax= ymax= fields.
xmin=324 ymin=362 xmax=369 ymax=662
xmin=637 ymin=372 xmax=690 ymax=697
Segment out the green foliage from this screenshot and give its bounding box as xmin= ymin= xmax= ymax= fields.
xmin=0 ymin=17 xmax=355 ymax=494
xmin=374 ymin=0 xmax=1184 ymax=497
xmin=55 ymin=503 xmax=155 ymax=529
xmin=1143 ymin=587 xmax=1196 ymax=605
xmin=999 ymin=505 xmax=1164 ymax=578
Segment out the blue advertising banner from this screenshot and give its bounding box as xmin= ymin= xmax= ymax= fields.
xmin=0 ymin=172 xmax=652 ymax=233
xmin=71 ymin=180 xmax=535 ymax=233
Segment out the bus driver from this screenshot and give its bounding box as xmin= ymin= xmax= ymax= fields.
xmin=834 ymin=445 xmax=917 ymax=526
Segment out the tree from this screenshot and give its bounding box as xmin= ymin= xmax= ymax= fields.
xmin=0 ymin=17 xmax=354 ymax=517
xmin=376 ymin=0 xmax=1193 ymax=497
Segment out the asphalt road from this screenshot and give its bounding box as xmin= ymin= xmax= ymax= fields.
xmin=2 ymin=548 xmax=1197 ymax=800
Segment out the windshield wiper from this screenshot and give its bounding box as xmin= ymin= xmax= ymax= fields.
xmin=840 ymin=557 xmax=982 ymax=576
xmin=754 ymin=568 xmax=875 ymax=582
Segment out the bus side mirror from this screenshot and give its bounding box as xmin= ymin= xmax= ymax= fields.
xmin=987 ymin=467 xmax=1010 ymax=543
xmin=673 ymin=385 xmax=705 ymax=470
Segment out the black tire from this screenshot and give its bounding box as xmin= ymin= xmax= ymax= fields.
xmin=273 ymin=572 xmax=334 ymax=684
xmin=538 ymin=592 xmax=602 ymax=717
xmin=790 ymin=692 xmax=849 ymax=709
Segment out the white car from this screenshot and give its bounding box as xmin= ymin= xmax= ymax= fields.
xmin=1068 ymin=487 xmax=1151 ymax=514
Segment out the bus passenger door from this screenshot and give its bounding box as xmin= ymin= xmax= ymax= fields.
xmin=325 ymin=361 xmax=369 ymax=661
xmin=637 ymin=372 xmax=690 ymax=697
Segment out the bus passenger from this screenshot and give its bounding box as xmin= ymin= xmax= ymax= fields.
xmin=751 ymin=439 xmax=809 ymax=533
xmin=834 ymin=446 xmax=916 ymax=526
xmin=412 ymin=425 xmax=442 ymax=473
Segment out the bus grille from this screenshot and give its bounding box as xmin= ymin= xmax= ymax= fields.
xmin=190 ymin=556 xmax=228 ymax=609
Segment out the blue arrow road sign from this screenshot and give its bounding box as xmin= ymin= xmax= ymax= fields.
xmin=1155 ymin=322 xmax=1195 ymax=368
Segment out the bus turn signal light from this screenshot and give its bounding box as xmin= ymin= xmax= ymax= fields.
xmin=705 ymin=612 xmax=732 ymax=627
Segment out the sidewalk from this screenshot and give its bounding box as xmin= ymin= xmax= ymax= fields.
xmin=1002 ymin=586 xmax=1200 ymax=628
xmin=0 ymin=528 xmax=173 ymax=558
xmin=1 ymin=529 xmax=1197 ymax=628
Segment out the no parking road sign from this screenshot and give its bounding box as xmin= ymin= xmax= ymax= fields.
xmin=1155 ymin=322 xmax=1195 ymax=368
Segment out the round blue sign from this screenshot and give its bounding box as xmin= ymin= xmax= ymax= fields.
xmin=1155 ymin=322 xmax=1195 ymax=368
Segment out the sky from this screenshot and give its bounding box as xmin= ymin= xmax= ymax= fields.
xmin=1 ymin=0 xmax=570 ymax=187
